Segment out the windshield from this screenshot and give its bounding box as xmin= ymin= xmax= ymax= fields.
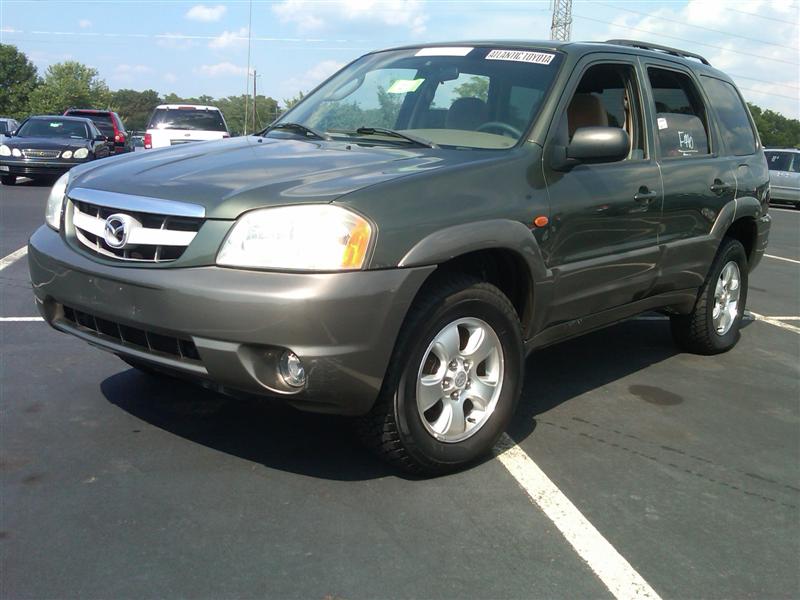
xmin=273 ymin=46 xmax=563 ymax=149
xmin=16 ymin=119 xmax=89 ymax=139
xmin=765 ymin=151 xmax=797 ymax=172
xmin=148 ymin=108 xmax=228 ymax=132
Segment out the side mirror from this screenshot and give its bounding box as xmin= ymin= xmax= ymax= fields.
xmin=552 ymin=127 xmax=630 ymax=171
xmin=8 ymin=130 xmax=16 ymax=137
xmin=568 ymin=127 xmax=629 ymax=162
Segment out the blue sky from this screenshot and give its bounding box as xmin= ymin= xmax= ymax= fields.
xmin=1 ymin=0 xmax=798 ymax=116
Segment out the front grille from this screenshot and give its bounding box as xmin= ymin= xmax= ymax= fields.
xmin=71 ymin=199 xmax=203 ymax=262
xmin=62 ymin=305 xmax=201 ymax=361
xmin=22 ymin=149 xmax=61 ymax=159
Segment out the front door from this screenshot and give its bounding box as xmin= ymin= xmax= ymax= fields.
xmin=541 ymin=57 xmax=661 ymax=325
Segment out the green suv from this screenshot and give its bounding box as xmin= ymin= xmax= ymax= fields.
xmin=28 ymin=39 xmax=771 ymax=473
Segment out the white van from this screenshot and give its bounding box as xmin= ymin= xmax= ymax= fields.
xmin=144 ymin=104 xmax=230 ymax=149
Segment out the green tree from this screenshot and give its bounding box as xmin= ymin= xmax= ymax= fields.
xmin=0 ymin=44 xmax=39 ymax=119
xmin=110 ymin=88 xmax=161 ymax=131
xmin=27 ymin=61 xmax=110 ymax=115
xmin=748 ymin=103 xmax=800 ymax=148
xmin=281 ymin=92 xmax=305 ymax=113
xmin=454 ymin=76 xmax=489 ymax=102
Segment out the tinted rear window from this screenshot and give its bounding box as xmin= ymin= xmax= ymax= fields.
xmin=66 ymin=112 xmax=115 ymax=136
xmin=147 ymin=108 xmax=227 ymax=132
xmin=700 ymin=76 xmax=757 ymax=156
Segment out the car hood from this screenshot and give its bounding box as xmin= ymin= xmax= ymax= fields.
xmin=69 ymin=136 xmax=490 ymax=219
xmin=5 ymin=137 xmax=90 ymax=150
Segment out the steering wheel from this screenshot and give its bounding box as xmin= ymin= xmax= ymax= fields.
xmin=476 ymin=121 xmax=523 ymax=138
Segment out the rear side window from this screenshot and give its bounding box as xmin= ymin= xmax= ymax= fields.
xmin=648 ymin=68 xmax=710 ymax=159
xmin=148 ymin=108 xmax=227 ymax=132
xmin=700 ymin=77 xmax=756 ymax=156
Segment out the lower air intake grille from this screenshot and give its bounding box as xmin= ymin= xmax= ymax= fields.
xmin=62 ymin=305 xmax=201 ymax=361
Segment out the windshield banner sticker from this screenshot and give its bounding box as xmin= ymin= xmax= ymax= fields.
xmin=415 ymin=47 xmax=473 ymax=57
xmin=387 ymin=79 xmax=426 ymax=94
xmin=485 ymin=49 xmax=555 ymax=65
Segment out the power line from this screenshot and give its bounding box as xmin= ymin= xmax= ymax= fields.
xmin=737 ymin=86 xmax=799 ymax=102
xmin=728 ymin=73 xmax=800 ymax=91
xmin=594 ymin=2 xmax=798 ymax=50
xmin=575 ymin=14 xmax=800 ymax=66
xmin=727 ymin=5 xmax=800 ymax=24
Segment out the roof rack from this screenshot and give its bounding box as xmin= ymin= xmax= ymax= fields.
xmin=605 ymin=39 xmax=711 ymax=66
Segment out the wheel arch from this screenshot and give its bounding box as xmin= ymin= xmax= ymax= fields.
xmin=398 ymin=220 xmax=546 ymax=338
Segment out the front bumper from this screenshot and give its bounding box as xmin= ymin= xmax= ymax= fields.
xmin=29 ymin=225 xmax=435 ymax=415
xmin=1 ymin=158 xmax=82 ymax=177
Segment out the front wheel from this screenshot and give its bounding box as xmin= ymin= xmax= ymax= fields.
xmin=670 ymin=238 xmax=748 ymax=354
xmin=356 ymin=277 xmax=523 ymax=474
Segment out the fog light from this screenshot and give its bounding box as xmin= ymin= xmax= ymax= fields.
xmin=279 ymin=350 xmax=306 ymax=388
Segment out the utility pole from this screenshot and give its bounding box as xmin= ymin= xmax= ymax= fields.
xmin=252 ymin=69 xmax=257 ymax=133
xmin=550 ymin=0 xmax=573 ymax=42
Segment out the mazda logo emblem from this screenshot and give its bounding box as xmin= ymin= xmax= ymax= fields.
xmin=103 ymin=213 xmax=135 ymax=249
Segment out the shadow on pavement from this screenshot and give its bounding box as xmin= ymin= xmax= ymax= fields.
xmin=102 ymin=316 xmax=743 ymax=480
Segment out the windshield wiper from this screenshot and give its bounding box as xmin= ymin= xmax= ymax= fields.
xmin=262 ymin=122 xmax=331 ymax=141
xmin=332 ymin=127 xmax=438 ymax=149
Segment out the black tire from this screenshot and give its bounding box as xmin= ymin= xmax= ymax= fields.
xmin=1 ymin=175 xmax=16 ymax=186
xmin=670 ymin=238 xmax=748 ymax=355
xmin=355 ymin=276 xmax=524 ymax=475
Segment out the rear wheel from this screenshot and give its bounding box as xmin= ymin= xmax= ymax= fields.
xmin=1 ymin=175 xmax=16 ymax=186
xmin=670 ymin=238 xmax=748 ymax=354
xmin=356 ymin=277 xmax=523 ymax=475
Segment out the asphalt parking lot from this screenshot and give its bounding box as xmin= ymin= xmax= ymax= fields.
xmin=1 ymin=180 xmax=798 ymax=599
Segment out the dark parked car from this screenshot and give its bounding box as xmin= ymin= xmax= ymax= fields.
xmin=29 ymin=40 xmax=770 ymax=473
xmin=1 ymin=116 xmax=112 ymax=185
xmin=63 ymin=109 xmax=131 ymax=154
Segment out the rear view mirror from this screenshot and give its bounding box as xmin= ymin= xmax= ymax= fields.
xmin=567 ymin=127 xmax=629 ymax=162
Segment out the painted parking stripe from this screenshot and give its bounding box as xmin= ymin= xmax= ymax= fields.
xmin=495 ymin=434 xmax=662 ymax=600
xmin=765 ymin=254 xmax=800 ymax=265
xmin=0 ymin=246 xmax=27 ymax=271
xmin=746 ymin=311 xmax=800 ymax=334
xmin=0 ymin=317 xmax=44 ymax=322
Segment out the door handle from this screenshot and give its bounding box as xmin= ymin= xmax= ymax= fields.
xmin=634 ymin=188 xmax=658 ymax=203
xmin=710 ymin=180 xmax=731 ymax=193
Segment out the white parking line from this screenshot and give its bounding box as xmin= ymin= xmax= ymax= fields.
xmin=765 ymin=254 xmax=800 ymax=265
xmin=495 ymin=434 xmax=661 ymax=600
xmin=0 ymin=246 xmax=27 ymax=271
xmin=0 ymin=317 xmax=44 ymax=322
xmin=747 ymin=311 xmax=800 ymax=334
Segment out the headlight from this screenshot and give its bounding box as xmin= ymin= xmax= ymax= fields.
xmin=11 ymin=148 xmax=21 ymax=157
xmin=73 ymin=148 xmax=89 ymax=159
xmin=217 ymin=204 xmax=372 ymax=271
xmin=61 ymin=150 xmax=73 ymax=159
xmin=45 ymin=172 xmax=69 ymax=231
xmin=0 ymin=145 xmax=10 ymax=156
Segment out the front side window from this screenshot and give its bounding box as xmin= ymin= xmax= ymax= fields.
xmin=16 ymin=119 xmax=89 ymax=139
xmin=700 ymin=76 xmax=757 ymax=156
xmin=274 ymin=47 xmax=563 ymax=150
xmin=648 ymin=68 xmax=710 ymax=159
xmin=558 ymin=62 xmax=646 ymax=159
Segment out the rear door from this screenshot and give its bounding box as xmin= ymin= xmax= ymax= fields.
xmin=541 ymin=54 xmax=662 ymax=324
xmin=642 ymin=61 xmax=737 ymax=293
